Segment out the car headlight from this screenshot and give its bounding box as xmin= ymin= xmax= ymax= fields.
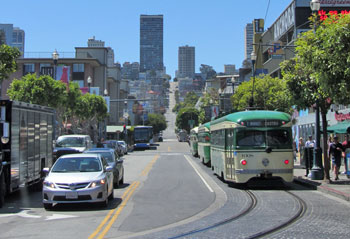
xmin=43 ymin=181 xmax=56 ymax=188
xmin=89 ymin=179 xmax=106 ymax=188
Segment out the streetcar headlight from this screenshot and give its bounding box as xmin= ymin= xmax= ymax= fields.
xmin=241 ymin=159 xmax=247 ymax=165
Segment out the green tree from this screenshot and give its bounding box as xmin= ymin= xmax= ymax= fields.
xmin=146 ymin=113 xmax=167 ymax=134
xmin=231 ymin=74 xmax=292 ymax=113
xmin=7 ymin=73 xmax=67 ymax=107
xmin=281 ymin=14 xmax=350 ymax=181
xmin=0 ymin=45 xmax=21 ymax=83
xmin=175 ymin=107 xmax=199 ymax=133
xmin=172 ymin=91 xmax=199 ymax=113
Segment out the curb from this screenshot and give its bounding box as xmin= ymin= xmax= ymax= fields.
xmin=293 ymin=176 xmax=350 ymax=202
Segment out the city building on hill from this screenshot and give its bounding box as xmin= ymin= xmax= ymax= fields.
xmin=122 ymin=62 xmax=140 ymax=81
xmin=224 ymin=64 xmax=236 ymax=75
xmin=178 ymin=45 xmax=195 ymax=79
xmin=0 ymin=24 xmax=25 ymax=54
xmin=140 ymin=14 xmax=164 ymax=72
xmin=244 ymin=23 xmax=253 ymax=61
xmin=87 ymin=36 xmax=105 ymax=47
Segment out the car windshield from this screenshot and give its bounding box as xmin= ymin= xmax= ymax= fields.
xmin=51 ymin=157 xmax=102 ymax=172
xmin=87 ymin=151 xmax=115 ymax=163
xmin=56 ymin=137 xmax=85 ymax=147
xmin=236 ymin=129 xmax=292 ymax=149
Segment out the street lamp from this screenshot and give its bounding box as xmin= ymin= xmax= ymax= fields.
xmin=124 ymin=100 xmax=128 ymax=146
xmin=249 ymin=51 xmax=257 ymax=108
xmin=52 ymin=49 xmax=59 ymax=80
xmin=87 ymin=76 xmax=92 ymax=93
xmin=104 ymin=89 xmax=108 ymax=96
xmin=310 ymin=0 xmax=324 ymax=180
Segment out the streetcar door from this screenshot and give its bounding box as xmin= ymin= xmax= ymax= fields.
xmin=226 ymin=129 xmax=234 ymax=180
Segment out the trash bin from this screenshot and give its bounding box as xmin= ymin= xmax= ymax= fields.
xmin=345 ymin=149 xmax=350 ymax=179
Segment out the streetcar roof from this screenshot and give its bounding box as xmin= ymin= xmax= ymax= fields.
xmin=190 ymin=127 xmax=199 ymax=134
xmin=198 ymin=122 xmax=210 ymax=132
xmin=210 ymin=110 xmax=291 ymax=126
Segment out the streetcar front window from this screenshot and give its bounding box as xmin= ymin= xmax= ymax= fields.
xmin=236 ymin=129 xmax=292 ymax=149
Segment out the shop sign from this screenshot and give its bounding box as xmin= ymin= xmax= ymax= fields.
xmin=335 ymin=112 xmax=350 ymax=121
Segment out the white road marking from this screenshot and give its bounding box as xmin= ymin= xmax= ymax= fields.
xmin=184 ymin=155 xmax=214 ymax=193
xmin=45 ymin=214 xmax=78 ymax=220
xmin=0 ymin=209 xmax=42 ymax=219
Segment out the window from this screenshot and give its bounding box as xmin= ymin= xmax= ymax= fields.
xmin=23 ymin=64 xmax=35 ymax=75
xmin=73 ymin=64 xmax=84 ymax=72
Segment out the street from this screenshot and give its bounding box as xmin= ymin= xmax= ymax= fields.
xmin=0 ymin=82 xmax=350 ymax=239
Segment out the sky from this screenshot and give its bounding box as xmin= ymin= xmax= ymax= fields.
xmin=1 ymin=0 xmax=292 ymax=78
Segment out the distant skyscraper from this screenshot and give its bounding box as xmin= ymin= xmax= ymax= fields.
xmin=224 ymin=64 xmax=236 ymax=75
xmin=140 ymin=15 xmax=163 ymax=72
xmin=0 ymin=24 xmax=25 ymax=54
xmin=87 ymin=36 xmax=105 ymax=47
xmin=244 ymin=23 xmax=253 ymax=61
xmin=178 ymin=45 xmax=195 ymax=78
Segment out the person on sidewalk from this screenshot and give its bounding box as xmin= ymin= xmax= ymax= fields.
xmin=329 ymin=135 xmax=344 ymax=180
xmin=304 ymin=135 xmax=315 ymax=177
xmin=341 ymin=135 xmax=350 ymax=174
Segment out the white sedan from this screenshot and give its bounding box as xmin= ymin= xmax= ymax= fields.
xmin=42 ymin=154 xmax=114 ymax=210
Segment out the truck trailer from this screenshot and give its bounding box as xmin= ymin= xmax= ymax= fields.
xmin=0 ymin=100 xmax=55 ymax=207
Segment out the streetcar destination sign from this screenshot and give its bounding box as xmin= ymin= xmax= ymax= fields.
xmin=245 ymin=120 xmax=281 ymax=127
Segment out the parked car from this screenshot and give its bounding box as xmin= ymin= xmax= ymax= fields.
xmin=53 ymin=135 xmax=92 ymax=163
xmin=84 ymin=148 xmax=124 ymax=188
xmin=42 ymin=153 xmax=114 ymax=210
xmin=104 ymin=140 xmax=124 ymax=156
xmin=117 ymin=141 xmax=128 ymax=155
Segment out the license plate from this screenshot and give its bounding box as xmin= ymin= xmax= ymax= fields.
xmin=66 ymin=191 xmax=78 ymax=199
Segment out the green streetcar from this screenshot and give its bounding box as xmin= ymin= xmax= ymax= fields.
xmin=198 ymin=122 xmax=211 ymax=166
xmin=210 ymin=110 xmax=294 ymax=184
xmin=189 ymin=127 xmax=199 ymax=157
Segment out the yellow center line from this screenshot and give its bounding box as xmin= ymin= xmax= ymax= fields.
xmin=140 ymin=155 xmax=159 ymax=176
xmin=88 ymin=182 xmax=138 ymax=239
xmin=168 ymin=146 xmax=171 ymax=152
xmin=97 ymin=181 xmax=140 ymax=239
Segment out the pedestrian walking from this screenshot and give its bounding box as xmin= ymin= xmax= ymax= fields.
xmin=304 ymin=135 xmax=315 ymax=176
xmin=327 ymin=135 xmax=334 ymax=173
xmin=341 ymin=135 xmax=350 ymax=174
xmin=329 ymin=135 xmax=344 ymax=180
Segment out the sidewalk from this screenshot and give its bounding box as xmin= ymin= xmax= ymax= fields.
xmin=293 ymin=161 xmax=350 ymax=202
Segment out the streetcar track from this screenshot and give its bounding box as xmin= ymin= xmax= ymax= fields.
xmin=167 ymin=190 xmax=257 ymax=239
xmin=246 ymin=190 xmax=307 ymax=239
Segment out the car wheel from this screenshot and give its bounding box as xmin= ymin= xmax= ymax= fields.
xmin=114 ymin=174 xmax=120 ymax=188
xmin=0 ymin=173 xmax=5 ymax=208
xmin=43 ymin=203 xmax=53 ymax=210
xmin=119 ymin=173 xmax=124 ymax=185
xmin=108 ymin=188 xmax=114 ymax=200
xmin=100 ymin=187 xmax=109 ymax=207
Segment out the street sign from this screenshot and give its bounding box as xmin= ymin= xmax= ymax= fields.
xmin=188 ymin=119 xmax=195 ymax=129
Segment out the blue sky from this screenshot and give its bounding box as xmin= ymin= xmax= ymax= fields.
xmin=1 ymin=0 xmax=292 ymax=77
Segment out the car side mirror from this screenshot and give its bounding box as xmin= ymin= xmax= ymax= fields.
xmin=43 ymin=167 xmax=50 ymax=174
xmin=105 ymin=166 xmax=113 ymax=172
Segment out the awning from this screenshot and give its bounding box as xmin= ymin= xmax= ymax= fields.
xmin=327 ymin=120 xmax=350 ymax=134
xmin=106 ymin=125 xmax=131 ymax=133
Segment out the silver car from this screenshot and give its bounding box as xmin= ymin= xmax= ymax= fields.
xmin=84 ymin=148 xmax=124 ymax=188
xmin=42 ymin=154 xmax=114 ymax=210
xmin=117 ymin=140 xmax=128 ymax=155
